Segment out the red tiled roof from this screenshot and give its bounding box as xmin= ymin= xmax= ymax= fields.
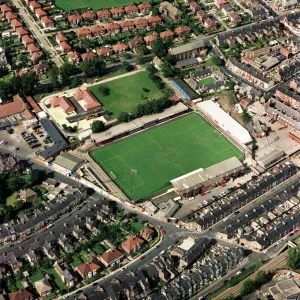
xmin=82 ymin=11 xmax=96 ymax=19
xmin=74 ymin=89 xmax=101 ymax=110
xmin=280 ymin=47 xmax=290 ymax=57
xmin=16 ymin=27 xmax=28 ymax=36
xmin=1 ymin=4 xmax=12 ymax=13
xmin=31 ymin=51 xmax=43 ymax=61
xmin=174 ymin=26 xmax=191 ymax=33
xmin=9 ymin=289 xmax=33 ymax=300
xmin=160 ymin=30 xmax=174 ymax=38
xmin=0 ymin=95 xmax=27 ymax=119
xmin=120 ymin=20 xmax=134 ymax=28
xmin=106 ymin=23 xmax=120 ymax=30
xmin=50 ymin=96 xmax=75 ymax=113
xmin=77 ymin=28 xmax=91 ymax=36
xmin=91 ymin=25 xmax=106 ymax=34
xmin=56 ymin=33 xmax=68 ymax=42
xmin=135 ymin=18 xmax=148 ymax=26
xmin=11 ymin=19 xmax=22 ymax=28
xmin=35 ymin=8 xmax=47 ymax=17
xmin=144 ymin=34 xmax=157 ymax=43
xmin=6 ymin=12 xmax=17 ymax=20
xmin=27 ymin=43 xmax=39 ymax=53
xmin=76 ymin=262 xmax=100 ymax=278
xmin=81 ymin=51 xmax=97 ymax=60
xmin=97 ymin=47 xmax=112 ymax=56
xmin=68 ymin=14 xmax=81 ymax=22
xmin=124 ymin=5 xmax=138 ymax=12
xmin=41 ymin=16 xmax=54 ymax=24
xmin=97 ymin=9 xmax=111 ymax=17
xmin=22 ymin=35 xmax=34 ymax=44
xmin=30 ymin=1 xmax=41 ymax=9
xmin=148 ymin=15 xmax=162 ymax=23
xmin=138 ymin=2 xmax=152 ymax=9
xmin=113 ymin=43 xmax=128 ymax=51
xmin=110 ymin=7 xmax=124 ymax=14
xmin=99 ymin=249 xmax=124 ymax=266
xmin=69 ymin=52 xmax=79 ymax=61
xmin=60 ymin=41 xmax=71 ymax=50
xmin=25 ymin=96 xmax=42 ymax=113
xmin=122 ymin=236 xmax=144 ymax=253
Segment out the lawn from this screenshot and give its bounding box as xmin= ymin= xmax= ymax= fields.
xmin=131 ymin=221 xmax=145 ymax=233
xmin=198 ymin=76 xmax=216 ymax=85
xmin=88 ymin=71 xmax=165 ymax=118
xmin=55 ymin=0 xmax=155 ymax=10
xmin=30 ymin=273 xmax=44 ymax=282
xmin=71 ymin=255 xmax=83 ymax=269
xmin=6 ymin=192 xmax=18 ymax=206
xmin=92 ymin=243 xmax=106 ymax=255
xmin=46 ymin=267 xmax=68 ymax=291
xmin=91 ymin=113 xmax=243 ymax=200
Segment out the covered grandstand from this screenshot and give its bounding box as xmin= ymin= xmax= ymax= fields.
xmin=197 ymin=100 xmax=253 ymax=149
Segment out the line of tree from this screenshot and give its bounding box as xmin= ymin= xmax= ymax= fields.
xmin=0 ymin=72 xmax=38 ymax=99
xmin=117 ymin=97 xmax=172 ymax=123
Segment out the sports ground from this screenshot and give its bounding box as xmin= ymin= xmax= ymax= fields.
xmin=55 ymin=0 xmax=153 ymax=11
xmin=89 ymin=71 xmax=165 ymax=118
xmin=91 ymin=113 xmax=243 ymax=200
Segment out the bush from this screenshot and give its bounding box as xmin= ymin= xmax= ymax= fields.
xmin=99 ymin=86 xmax=110 ymax=96
xmin=91 ymin=120 xmax=105 ymax=133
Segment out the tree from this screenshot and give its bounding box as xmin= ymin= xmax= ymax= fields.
xmin=7 ymin=175 xmax=25 ymax=192
xmin=70 ymin=76 xmax=81 ymax=88
xmin=30 ymin=169 xmax=46 ymax=185
xmin=255 ymin=271 xmax=270 ymax=287
xmin=60 ymin=63 xmax=79 ymax=85
xmin=161 ymin=61 xmax=176 ymax=78
xmin=146 ymin=63 xmax=157 ymax=74
xmin=242 ymin=110 xmax=252 ymax=124
xmin=241 ymin=279 xmax=255 ymax=296
xmin=99 ymin=86 xmax=110 ymax=96
xmin=91 ymin=120 xmax=105 ymax=133
xmin=48 ymin=65 xmax=61 ymax=88
xmin=227 ymin=79 xmax=236 ymax=90
xmin=152 ymin=37 xmax=167 ymax=58
xmin=122 ymin=61 xmax=132 ymax=72
xmin=118 ymin=112 xmax=131 ymax=123
xmin=80 ymin=57 xmax=106 ymax=78
xmin=0 ymin=80 xmax=12 ymax=99
xmin=211 ymin=55 xmax=222 ymax=66
xmin=287 ymin=247 xmax=300 ymax=270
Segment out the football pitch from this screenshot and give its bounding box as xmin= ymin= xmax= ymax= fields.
xmin=91 ymin=113 xmax=243 ymax=200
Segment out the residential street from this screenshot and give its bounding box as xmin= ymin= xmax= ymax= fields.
xmin=11 ymin=0 xmax=63 ymax=67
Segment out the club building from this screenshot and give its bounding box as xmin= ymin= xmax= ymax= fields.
xmin=171 ymin=157 xmax=245 ymax=197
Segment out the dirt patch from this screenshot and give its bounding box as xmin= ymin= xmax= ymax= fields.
xmin=204 ymin=91 xmax=245 ymax=127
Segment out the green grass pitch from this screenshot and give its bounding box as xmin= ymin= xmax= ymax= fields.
xmin=89 ymin=71 xmax=165 ymax=118
xmin=91 ymin=113 xmax=243 ymax=200
xmin=55 ymin=0 xmax=154 ymax=11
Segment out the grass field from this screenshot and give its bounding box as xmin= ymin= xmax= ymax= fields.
xmin=89 ymin=71 xmax=165 ymax=118
xmin=91 ymin=113 xmax=243 ymax=200
xmin=55 ymin=0 xmax=153 ymax=11
xmin=198 ymin=76 xmax=216 ymax=85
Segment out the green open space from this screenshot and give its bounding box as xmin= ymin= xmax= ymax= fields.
xmin=30 ymin=273 xmax=44 ymax=282
xmin=198 ymin=76 xmax=216 ymax=85
xmin=92 ymin=243 xmax=106 ymax=255
xmin=6 ymin=192 xmax=18 ymax=206
xmin=91 ymin=113 xmax=243 ymax=200
xmin=55 ymin=0 xmax=155 ymax=11
xmin=131 ymin=221 xmax=145 ymax=233
xmin=88 ymin=71 xmax=165 ymax=118
xmin=46 ymin=267 xmax=68 ymax=291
